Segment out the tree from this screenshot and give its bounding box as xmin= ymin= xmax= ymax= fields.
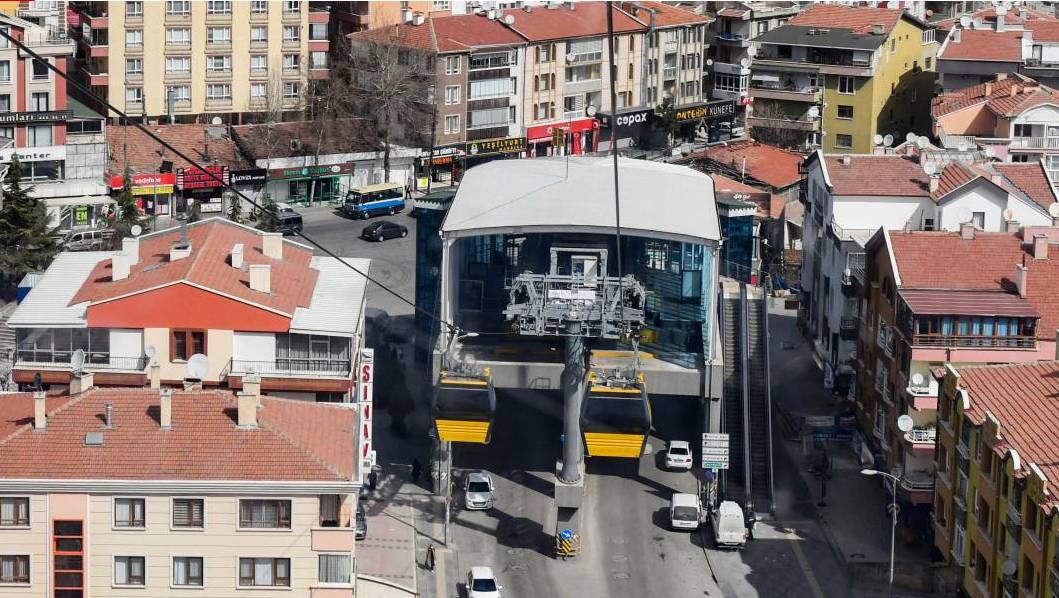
xmin=0 ymin=157 xmax=60 ymax=278
xmin=105 ymin=167 xmax=146 ymax=243
xmin=257 ymin=194 xmax=279 ymax=233
xmin=227 ymin=192 xmax=243 ymax=224
xmin=653 ymin=96 xmax=680 ymax=151
xmin=745 ymin=101 xmax=814 ymax=151
xmin=347 ymin=30 xmax=433 ymax=181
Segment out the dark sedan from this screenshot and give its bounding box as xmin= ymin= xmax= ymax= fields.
xmin=361 ymin=220 xmax=408 ymax=242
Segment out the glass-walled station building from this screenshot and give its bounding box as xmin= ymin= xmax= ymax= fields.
xmin=415 ymin=157 xmax=723 ymax=402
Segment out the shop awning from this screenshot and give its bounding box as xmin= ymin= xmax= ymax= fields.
xmin=899 ymin=289 xmax=1039 ymax=318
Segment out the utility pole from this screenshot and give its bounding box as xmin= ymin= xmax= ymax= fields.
xmin=559 ymin=321 xmax=586 ymax=483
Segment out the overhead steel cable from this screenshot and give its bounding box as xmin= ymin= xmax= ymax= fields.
xmin=0 ymin=28 xmax=472 ymax=335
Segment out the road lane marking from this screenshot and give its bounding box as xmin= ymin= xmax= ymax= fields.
xmin=790 ymin=532 xmax=827 ymax=598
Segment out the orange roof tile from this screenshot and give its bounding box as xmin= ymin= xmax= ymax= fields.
xmin=824 ymin=155 xmax=929 ymax=197
xmin=502 ymin=2 xmax=645 ymax=42
xmin=931 ymin=74 xmax=1029 ymax=117
xmin=349 ymin=20 xmax=436 ymax=52
xmin=106 ymin=123 xmax=247 ymax=176
xmin=430 ymin=12 xmax=525 ymax=52
xmin=938 ymin=29 xmax=1025 ymax=62
xmin=71 ymin=219 xmax=318 ymax=317
xmin=931 ymin=162 xmax=985 ymax=201
xmin=699 ymin=140 xmax=804 ymax=189
xmin=0 ymin=393 xmax=75 ymax=443
xmin=788 ymin=4 xmax=902 ymax=35
xmin=1026 ymin=19 xmax=1059 ymax=42
xmin=0 ymin=388 xmax=355 ymax=481
xmin=994 ymin=163 xmax=1057 ymax=211
xmin=717 ymin=8 xmax=748 ymax=19
xmin=632 ymin=1 xmax=710 ymax=27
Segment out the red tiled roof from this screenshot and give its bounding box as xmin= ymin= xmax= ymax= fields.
xmin=788 ymin=5 xmax=902 ymax=35
xmin=231 ymin=119 xmax=381 ymax=160
xmin=0 ymin=388 xmax=355 ymax=481
xmin=700 ymin=140 xmax=804 ymax=189
xmin=933 ymin=6 xmax=1057 ymax=31
xmin=824 ymin=155 xmax=929 ymax=197
xmin=629 ymin=1 xmax=710 ymax=27
xmin=1026 ymin=20 xmax=1059 ymax=42
xmin=502 ymin=2 xmax=645 ymax=42
xmin=932 ymin=162 xmax=982 ymax=200
xmin=0 ymin=393 xmax=75 ymax=443
xmin=70 ymin=219 xmax=318 ymax=317
xmin=430 ymin=12 xmax=525 ymax=52
xmin=931 ymin=73 xmax=1028 ymax=117
xmin=106 ymin=124 xmax=247 ymax=176
xmin=899 ymin=288 xmax=1038 ymax=317
xmin=717 ymin=8 xmax=748 ymax=19
xmin=957 ymin=361 xmax=1059 ymax=486
xmin=986 ymin=85 xmax=1059 ymax=115
xmin=938 ymin=29 xmax=1026 ymax=62
xmin=994 ymin=162 xmax=1057 ymax=211
xmin=710 ymin=173 xmax=760 ymax=195
xmin=349 ymin=20 xmax=436 ymax=52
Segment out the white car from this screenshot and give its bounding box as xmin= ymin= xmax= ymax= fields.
xmin=669 ymin=492 xmax=702 ymax=531
xmin=664 ymin=440 xmax=693 ymax=471
xmin=467 ymin=566 xmax=502 ymax=598
xmin=464 ymin=471 xmax=495 ymax=510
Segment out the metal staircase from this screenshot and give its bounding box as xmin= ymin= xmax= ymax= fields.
xmin=745 ymin=290 xmax=775 ymax=515
xmin=720 ymin=289 xmax=747 ymax=502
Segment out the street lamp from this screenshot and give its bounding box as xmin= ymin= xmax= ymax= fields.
xmin=861 ymin=468 xmax=899 ymax=597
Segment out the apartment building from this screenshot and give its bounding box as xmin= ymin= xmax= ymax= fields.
xmin=708 ymin=1 xmax=800 ymax=102
xmin=7 ymin=218 xmax=369 ymax=403
xmin=633 ymin=2 xmax=710 ymax=110
xmin=69 ymin=0 xmax=330 ymax=123
xmin=0 ymin=383 xmax=358 ymax=597
xmin=800 ymin=151 xmax=1056 ymax=378
xmin=750 ymin=5 xmax=938 ymax=153
xmin=934 ymin=362 xmax=1059 ymax=598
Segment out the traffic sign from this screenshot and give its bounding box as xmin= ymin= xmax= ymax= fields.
xmin=702 ymin=433 xmax=730 ymax=470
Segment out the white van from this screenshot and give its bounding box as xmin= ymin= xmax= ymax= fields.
xmin=669 ymin=493 xmax=702 ymax=531
xmin=64 ymin=229 xmax=112 ymax=251
xmin=712 ymin=500 xmax=748 ymax=549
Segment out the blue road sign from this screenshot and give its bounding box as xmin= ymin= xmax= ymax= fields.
xmin=560 ymin=529 xmax=573 ymax=541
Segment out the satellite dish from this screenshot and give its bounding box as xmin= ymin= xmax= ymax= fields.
xmin=503 ymin=14 xmax=514 ymax=24
xmin=130 ymin=224 xmax=142 ymax=237
xmin=186 ymin=353 xmax=209 ymax=381
xmin=808 ymin=106 xmax=820 ymax=119
xmin=1049 ymin=202 xmax=1059 ymax=218
xmin=906 ymin=132 xmax=917 ymax=143
xmin=984 ymin=146 xmax=996 ymax=158
xmin=565 ymin=52 xmax=576 ymax=62
xmin=911 ymin=373 xmax=925 ymax=386
xmin=873 ymin=134 xmax=884 ymax=146
xmin=958 ymin=207 xmax=973 ymax=223
xmin=896 ymin=414 xmax=914 ymax=433
xmin=71 ymin=349 xmax=85 ymax=374
xmin=585 ymin=105 xmax=598 ymax=117
xmin=883 ymin=134 xmax=894 ymax=147
xmin=705 ymin=58 xmax=714 ymax=67
xmin=145 ymin=345 xmax=156 ymax=362
xmin=1002 ymin=559 xmax=1017 ymax=577
xmin=747 ymin=45 xmax=757 ymax=57
xmin=924 ymin=163 xmax=937 ymax=176
xmin=211 ymin=116 xmax=223 ymax=126
xmin=739 ymin=57 xmax=750 ymax=68
xmin=959 ymin=15 xmax=972 ymax=27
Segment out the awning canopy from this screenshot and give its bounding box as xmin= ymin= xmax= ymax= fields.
xmin=900 ymin=289 xmax=1039 ymax=318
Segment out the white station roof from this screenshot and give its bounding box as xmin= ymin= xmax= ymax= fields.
xmin=8 ymin=251 xmax=113 ymax=328
xmin=441 ymin=157 xmax=720 ymax=244
xmin=290 ymin=257 xmax=370 ymax=338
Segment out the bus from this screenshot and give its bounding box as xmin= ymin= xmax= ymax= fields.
xmin=343 ymin=183 xmax=406 ymax=219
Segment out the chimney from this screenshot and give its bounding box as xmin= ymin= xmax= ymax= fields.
xmin=841 ymin=155 xmax=851 ymax=166
xmin=149 ymin=360 xmax=160 ymax=390
xmin=991 ymin=173 xmax=1004 ymax=186
xmin=929 ymin=176 xmax=940 ymax=193
xmin=1034 ymin=233 xmax=1049 ymax=259
xmin=953 ymin=28 xmax=962 ymax=42
xmin=112 ymin=252 xmax=131 ymax=281
xmin=961 ymin=222 xmax=976 ymax=239
xmin=402 ymin=7 xmax=412 ymax=22
xmin=160 ymin=388 xmax=172 ymax=430
xmin=985 ymin=82 xmax=993 ymax=96
xmin=1011 ymin=85 xmax=1021 ymax=97
xmin=237 ymin=372 xmax=262 ymax=429
xmin=122 ymin=237 xmax=140 ymax=264
xmin=231 ymin=243 xmax=244 ymax=269
xmin=412 ymin=12 xmax=425 ymax=26
xmin=170 ymin=243 xmax=192 ymax=261
xmin=1025 ymin=29 xmax=1033 ymax=45
xmin=104 ymin=402 xmax=113 ymax=429
xmin=997 ymin=13 xmax=1005 ymax=32
xmin=249 ymin=264 xmax=271 ymax=293
xmin=261 ymin=232 xmax=283 ymax=260
xmin=1020 ymin=7 xmax=1028 ymax=21
xmin=33 ymin=391 xmax=46 ymax=431
xmin=69 ymin=371 xmax=94 ymax=395
xmin=872 ymin=23 xmax=884 ymax=35
xmin=1006 ymin=219 xmax=1020 ymax=233
xmin=1017 ymin=264 xmax=1029 ymax=297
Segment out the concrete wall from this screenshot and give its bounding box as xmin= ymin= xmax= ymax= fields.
xmin=936 ymin=179 xmax=1007 ymax=231
xmin=144 ymin=327 xmax=233 ymax=382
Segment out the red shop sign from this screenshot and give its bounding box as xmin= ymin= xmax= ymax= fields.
xmin=176 ymin=166 xmax=229 ymax=190
xmin=109 ymin=172 xmax=176 ymax=190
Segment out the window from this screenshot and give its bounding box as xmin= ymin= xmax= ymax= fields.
xmin=283 ymin=54 xmax=300 ymax=70
xmin=207 ymin=27 xmax=231 ymax=44
xmin=445 ymin=55 xmax=460 ymax=75
xmin=251 ymin=54 xmax=268 ymax=72
xmin=207 ymin=55 xmax=232 ymax=72
xmin=310 ymin=23 xmax=328 ymax=41
xmin=0 ymin=555 xmax=28 ymax=584
xmin=714 ymin=72 xmax=746 ymax=93
xmin=444 ymin=114 xmax=460 ymax=134
xmin=166 ymin=56 xmax=191 ymax=73
xmin=891 ymin=37 xmax=897 ymax=54
xmin=836 ymin=134 xmax=853 ymax=148
xmin=172 ymin=498 xmax=203 ymax=528
xmin=125 ymin=30 xmax=143 ymax=46
xmin=284 ymin=0 xmax=301 ymax=13
xmin=0 ymin=61 xmax=9 ymax=83
xmin=165 ymin=27 xmax=190 ymax=44
xmin=27 ymin=125 xmax=52 ymax=147
xmin=311 ymin=51 xmax=328 ymax=69
xmin=251 ymin=83 xmax=267 ymax=100
xmin=239 ymin=499 xmax=291 ymax=529
xmin=126 ymin=1 xmax=143 ymax=16
xmin=0 ymin=498 xmax=28 ymax=527
xmin=283 ymin=25 xmax=300 ymax=42
xmin=318 ymin=554 xmax=351 ymax=585
xmin=31 ymin=58 xmax=49 ymax=81
xmin=171 ymin=329 xmax=205 ymax=360
xmin=283 ymin=82 xmax=300 ymax=98
xmin=114 ymin=498 xmax=145 ymax=528
xmin=114 ymin=556 xmax=145 ymax=586
xmin=251 ymin=0 xmax=268 ymax=13
xmin=31 ymin=92 xmax=49 ymax=112
xmin=972 ymin=211 xmax=985 ymax=229
xmin=206 ymin=84 xmax=231 ymax=101
xmin=251 ymin=26 xmax=267 ymax=42
xmin=926 ymin=56 xmax=932 ymax=70
xmin=538 ymin=43 xmax=554 ymax=62
xmin=173 ymin=556 xmax=203 ymax=586
xmin=837 ymin=105 xmax=853 ymax=119
xmin=535 ymin=102 xmax=554 ymax=120
xmin=125 ymin=58 xmax=142 ymax=76
xmin=838 ymin=76 xmax=855 ymax=94
xmin=166 ymin=0 xmax=191 ymax=16
xmin=240 ymin=557 xmax=290 ymax=587
xmin=755 ymin=21 xmax=770 ymax=36
xmin=0 ymin=126 xmax=11 ymax=140
xmin=445 ymin=85 xmax=460 ymax=105
xmin=166 ymin=85 xmax=190 ymax=103
xmin=206 ymin=0 xmax=231 ymax=14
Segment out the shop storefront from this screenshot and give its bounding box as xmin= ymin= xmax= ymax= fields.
xmin=109 ymin=172 xmax=176 ymax=218
xmin=418 ymin=143 xmax=465 ymax=187
xmin=176 ymin=166 xmax=229 ymax=216
xmin=267 ymin=163 xmax=354 ymax=206
xmin=674 ymin=100 xmax=738 ymax=142
xmin=597 ymin=108 xmax=655 ymax=151
xmin=464 ymin=137 xmax=526 ymax=172
xmin=526 ymin=118 xmax=600 ymax=157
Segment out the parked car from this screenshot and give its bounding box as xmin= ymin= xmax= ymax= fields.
xmin=355 ymin=503 xmax=367 ymax=540
xmin=63 ymin=228 xmax=113 ymax=251
xmin=664 ymin=440 xmax=693 ymax=471
xmin=467 ymin=566 xmax=502 ymax=598
xmin=278 ymin=209 xmax=303 ymax=235
xmin=712 ymin=500 xmax=748 ymax=549
xmin=669 ymin=492 xmax=702 ymax=531
xmin=361 ymin=220 xmax=408 ymax=242
xmin=463 ymin=471 xmax=495 ymax=510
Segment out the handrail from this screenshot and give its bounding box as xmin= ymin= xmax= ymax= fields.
xmin=739 ymin=282 xmax=753 ymax=514
xmin=758 ymin=287 xmax=776 ymax=513
xmin=910 ymin=334 xmax=1036 ymax=349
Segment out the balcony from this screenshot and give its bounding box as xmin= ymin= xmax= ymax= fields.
xmin=715 ymin=31 xmax=750 ymax=46
xmin=747 ymin=115 xmax=817 ymax=131
xmin=898 ymin=470 xmax=935 ymax=504
xmin=164 ymin=11 xmax=191 ymax=24
xmin=564 ymin=78 xmax=602 ymax=95
xmin=839 ymin=316 xmax=858 ymax=341
xmin=905 ymin=427 xmax=937 ymax=445
xmin=164 ymin=70 xmax=192 ymax=83
xmin=1008 ymin=136 xmax=1059 ymax=150
xmin=229 ymin=359 xmax=352 ymax=379
xmin=15 ymin=351 xmax=148 ymax=372
xmin=125 ymin=71 xmax=143 ymax=84
xmin=910 ymin=334 xmax=1036 ymax=349
xmin=1025 ymin=57 xmax=1059 ymax=70
xmin=663 ymin=66 xmax=678 ymax=80
xmin=567 ymin=51 xmax=602 ymax=65
xmin=749 ymin=84 xmax=821 ymax=103
xmin=282 ymin=38 xmax=302 ymax=51
xmin=754 ymin=52 xmax=873 ymax=76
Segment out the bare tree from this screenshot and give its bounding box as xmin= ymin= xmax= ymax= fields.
xmin=347 ymin=29 xmax=433 ymax=181
xmin=746 ymin=101 xmax=815 ymax=151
